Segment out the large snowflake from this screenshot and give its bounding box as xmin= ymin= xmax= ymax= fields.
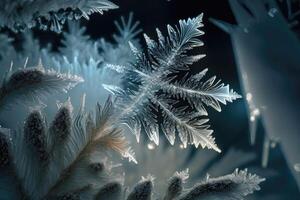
xmin=104 ymin=14 xmax=241 ymax=152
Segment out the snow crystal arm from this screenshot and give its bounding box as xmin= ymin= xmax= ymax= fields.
xmin=113 ymin=12 xmax=142 ymax=44
xmin=142 ymin=14 xmax=205 ymax=75
xmin=153 ymin=96 xmax=221 ymax=152
xmin=0 ymin=0 xmax=118 ymax=32
xmin=163 ymin=70 xmax=241 ymax=112
xmin=99 ymin=12 xmax=141 ymax=69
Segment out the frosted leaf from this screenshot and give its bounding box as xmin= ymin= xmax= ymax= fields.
xmin=104 ymin=14 xmax=240 ymax=152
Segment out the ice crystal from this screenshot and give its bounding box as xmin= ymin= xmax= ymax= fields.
xmin=104 ymin=14 xmax=241 ymax=152
xmin=0 ymin=0 xmax=118 ymax=32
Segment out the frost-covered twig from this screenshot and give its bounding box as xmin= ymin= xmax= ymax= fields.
xmin=0 ymin=0 xmax=118 ymax=32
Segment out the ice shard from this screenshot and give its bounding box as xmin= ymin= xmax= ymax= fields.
xmin=211 ymin=0 xmax=300 ymax=189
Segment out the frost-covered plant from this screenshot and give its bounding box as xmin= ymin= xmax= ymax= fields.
xmin=0 ymin=0 xmax=118 ymax=32
xmin=0 ymin=96 xmax=264 ymax=200
xmin=0 ymin=60 xmax=83 ymax=111
xmin=104 ymin=14 xmax=241 ymax=152
xmin=0 ymin=96 xmax=133 ymax=199
xmin=123 ymin=135 xmax=258 ymax=197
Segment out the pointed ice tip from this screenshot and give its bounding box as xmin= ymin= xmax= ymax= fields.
xmin=209 ymin=18 xmax=236 ymax=34
xmin=129 ymin=41 xmax=138 ymax=52
xmin=109 ymin=2 xmax=119 ymax=9
xmin=215 ymin=146 xmax=222 ymax=153
xmin=198 ymin=13 xmax=204 ymax=21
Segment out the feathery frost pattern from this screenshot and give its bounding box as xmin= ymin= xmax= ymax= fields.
xmin=0 ymin=96 xmax=134 ymax=199
xmin=104 ymin=14 xmax=241 ymax=152
xmin=0 ymin=60 xmax=83 ymax=111
xmin=0 ymin=0 xmax=118 ymax=32
xmin=178 ymin=169 xmax=265 ymax=200
xmin=122 ymin=133 xmax=261 ymax=196
xmin=124 ymin=169 xmax=264 ymax=200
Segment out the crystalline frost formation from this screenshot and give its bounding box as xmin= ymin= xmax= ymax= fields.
xmin=104 ymin=14 xmax=241 ymax=152
xmin=0 ymin=0 xmax=118 ymax=32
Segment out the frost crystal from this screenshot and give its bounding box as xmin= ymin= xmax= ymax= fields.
xmin=104 ymin=14 xmax=241 ymax=152
xmin=0 ymin=0 xmax=118 ymax=32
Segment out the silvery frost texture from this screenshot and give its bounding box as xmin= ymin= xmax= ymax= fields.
xmin=0 ymin=0 xmax=118 ymax=32
xmin=211 ymin=0 xmax=300 ymax=190
xmin=0 ymin=2 xmax=266 ymax=200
